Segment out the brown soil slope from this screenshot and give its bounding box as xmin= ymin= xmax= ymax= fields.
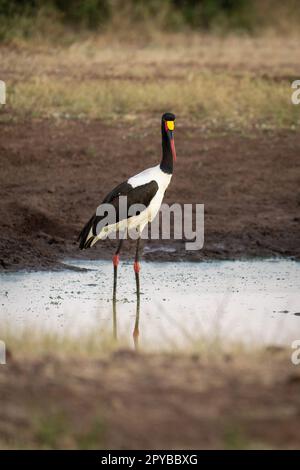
xmin=0 ymin=119 xmax=299 ymax=270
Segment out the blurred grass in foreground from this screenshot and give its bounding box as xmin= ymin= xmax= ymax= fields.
xmin=0 ymin=319 xmax=296 ymax=450
xmin=0 ymin=321 xmax=271 ymax=359
xmin=0 ymin=326 xmax=293 ymax=450
xmin=1 ymin=324 xmax=123 ymax=358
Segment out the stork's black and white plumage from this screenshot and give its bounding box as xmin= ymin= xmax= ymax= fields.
xmin=78 ymin=112 xmax=176 ymax=323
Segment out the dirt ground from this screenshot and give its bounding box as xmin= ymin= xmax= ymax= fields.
xmin=0 ymin=118 xmax=299 ymax=270
xmin=0 ymin=349 xmax=299 ymax=449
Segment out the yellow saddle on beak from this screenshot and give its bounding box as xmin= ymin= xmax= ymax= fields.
xmin=166 ymin=121 xmax=175 ymax=131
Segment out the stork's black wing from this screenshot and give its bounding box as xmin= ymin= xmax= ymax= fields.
xmin=78 ymin=180 xmax=158 ymax=249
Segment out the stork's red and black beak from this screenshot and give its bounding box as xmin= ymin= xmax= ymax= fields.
xmin=165 ymin=120 xmax=176 ymax=162
xmin=161 ymin=112 xmax=176 ymax=165
xmin=160 ymin=112 xmax=176 ymax=174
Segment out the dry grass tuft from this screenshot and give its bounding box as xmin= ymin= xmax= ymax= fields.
xmin=1 ymin=35 xmax=300 ymax=129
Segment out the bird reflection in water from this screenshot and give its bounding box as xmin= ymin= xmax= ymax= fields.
xmin=112 ymin=266 xmax=140 ymax=350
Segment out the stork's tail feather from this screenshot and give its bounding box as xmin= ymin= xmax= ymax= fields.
xmin=78 ymin=214 xmax=97 ymax=250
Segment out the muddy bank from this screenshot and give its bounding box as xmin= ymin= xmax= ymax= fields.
xmin=0 ymin=118 xmax=299 ymax=270
xmin=1 ymin=349 xmax=300 ymax=449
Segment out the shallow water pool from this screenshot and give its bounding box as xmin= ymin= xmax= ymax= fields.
xmin=1 ymin=259 xmax=300 ymax=348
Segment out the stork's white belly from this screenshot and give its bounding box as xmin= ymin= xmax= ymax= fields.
xmin=93 ymin=169 xmax=172 ymax=244
xmin=91 ymin=164 xmax=172 ymax=244
xmin=96 ymin=188 xmax=165 ymax=240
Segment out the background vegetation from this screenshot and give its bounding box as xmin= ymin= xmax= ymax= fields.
xmin=0 ymin=0 xmax=299 ymax=42
xmin=0 ymin=1 xmax=299 ymax=128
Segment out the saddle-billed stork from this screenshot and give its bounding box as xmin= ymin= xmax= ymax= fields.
xmin=78 ymin=112 xmax=176 ymax=336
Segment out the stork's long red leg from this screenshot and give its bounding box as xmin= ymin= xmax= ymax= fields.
xmin=112 ymin=238 xmax=123 ymax=340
